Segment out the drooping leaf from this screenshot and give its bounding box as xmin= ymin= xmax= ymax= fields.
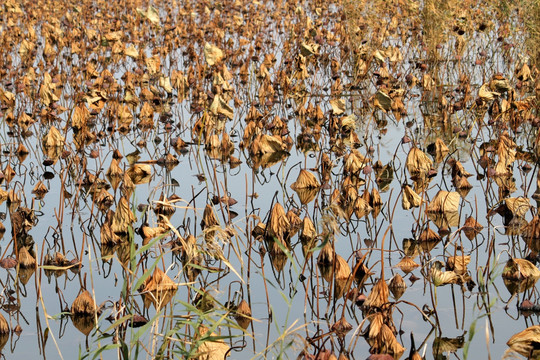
xmin=406 ymin=147 xmax=433 ymax=178
xmin=204 ymin=43 xmax=224 ymax=66
xmin=427 ymin=190 xmax=460 ymax=213
xmin=402 ymin=185 xmax=423 ymax=210
xmin=507 ymin=325 xmax=540 ymax=358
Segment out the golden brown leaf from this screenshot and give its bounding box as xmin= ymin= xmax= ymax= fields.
xmin=290 ymin=169 xmax=320 ymax=190
xmin=234 ymin=299 xmax=252 ymax=330
xmin=507 ymin=325 xmax=540 ymax=358
xmin=142 ymin=267 xmax=178 ymax=309
xmin=446 ymin=255 xmax=470 ymax=275
xmin=396 ymin=256 xmax=419 ymax=274
xmin=204 ymin=43 xmax=224 ymax=66
xmin=503 ymin=258 xmax=540 ymax=281
xmin=402 ymin=185 xmax=423 ymax=210
xmin=406 ymin=147 xmax=433 ymax=178
xmin=426 ymin=190 xmax=460 ymax=213
xmin=505 ymin=197 xmax=530 ymax=218
xmin=71 ymin=290 xmax=96 ymax=315
xmin=111 ymin=196 xmax=136 ymax=235
xmin=364 ymin=278 xmax=389 ymax=308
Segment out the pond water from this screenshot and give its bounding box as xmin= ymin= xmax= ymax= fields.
xmin=0 ymin=0 xmax=538 ymax=359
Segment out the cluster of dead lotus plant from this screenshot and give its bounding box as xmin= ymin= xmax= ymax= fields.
xmin=0 ymin=0 xmax=537 ymax=358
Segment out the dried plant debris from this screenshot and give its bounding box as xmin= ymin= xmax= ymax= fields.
xmin=71 ymin=290 xmax=97 ymax=316
xmin=142 ymin=267 xmax=178 ymax=309
xmin=506 ymin=325 xmax=540 ymax=358
xmin=0 ymin=0 xmax=537 ymax=357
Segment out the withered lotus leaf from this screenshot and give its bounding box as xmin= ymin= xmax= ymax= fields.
xmin=154 ymin=193 xmax=180 ymax=218
xmin=32 ymin=181 xmax=48 ymax=199
xmin=101 ymin=212 xmax=119 ymax=246
xmin=250 ymin=134 xmax=287 ymax=156
xmin=402 ymin=185 xmax=423 ymax=210
xmin=300 ymin=42 xmax=320 ymax=57
xmin=449 ymin=159 xmax=472 ymax=178
xmin=106 ymin=158 xmax=124 ymax=179
xmin=290 ymin=169 xmax=320 ymax=190
xmin=127 ymin=164 xmax=152 ymax=184
xmin=300 ymin=216 xmax=317 ymax=256
xmin=71 ymin=290 xmax=96 ymax=315
xmin=378 ymin=324 xmax=405 ymax=357
xmin=0 ymin=89 xmax=15 ymax=109
xmin=17 ymin=112 xmax=35 ymax=131
xmin=371 ymin=188 xmax=382 ymax=207
xmin=329 ymin=98 xmax=346 ymax=115
xmin=495 ymin=132 xmax=516 ymax=176
xmin=137 ymin=6 xmax=160 ymax=26
xmin=42 ymin=126 xmax=65 ymax=148
xmin=406 ymin=147 xmax=432 ymax=178
xmin=426 ymin=190 xmax=460 ymax=213
xmin=331 ymin=317 xmax=353 ymax=338
xmin=16 ymin=143 xmax=29 ymax=160
xmin=138 ymin=102 xmax=155 ymax=129
xmin=144 ymin=55 xmax=161 ymax=75
xmin=364 ymin=278 xmax=389 ymax=308
xmin=3 ymin=165 xmax=15 ymax=183
xmin=266 ymin=202 xmax=290 ymax=244
xmin=159 ymin=76 xmax=173 ymax=94
xmin=344 ymin=150 xmax=369 ymax=174
xmin=317 ymin=242 xmax=335 ymax=282
xmin=39 ymin=73 xmax=60 ymax=106
xmin=353 ymin=197 xmax=372 ymax=219
xmin=479 ymin=83 xmax=498 ymax=101
xmin=334 ymin=255 xmax=353 ymax=298
xmin=195 ymin=325 xmax=231 ymax=360
xmin=503 ymin=258 xmax=540 ymax=281
xmin=523 ymin=215 xmax=540 ymax=252
xmin=462 ymin=216 xmax=483 ymax=240
xmin=269 ymin=242 xmax=288 ymax=272
xmin=432 ymin=335 xmax=464 ymax=355
xmin=142 ymin=267 xmax=178 ymax=309
xmin=201 ymin=204 xmax=219 ymax=230
xmin=294 ymin=188 xmax=319 ymax=205
xmin=354 ymin=253 xmax=372 ymax=284
xmin=17 ymin=246 xmax=36 ymax=268
xmin=389 ymin=274 xmax=407 ymax=300
xmin=204 ymin=42 xmax=224 ymax=66
xmin=364 ymin=310 xmax=405 ymax=359
xmin=396 ymin=256 xmax=419 ymax=274
xmin=71 ymin=104 xmax=89 ymax=130
xmin=367 ymin=312 xmax=384 ymax=345
xmin=286 ymin=210 xmax=301 ymax=238
xmin=419 ymin=227 xmax=441 ymax=243
xmin=434 ymin=138 xmax=449 ymax=162
xmin=446 ymin=255 xmax=471 ymax=275
xmin=506 ymin=325 xmax=540 ymax=358
xmin=516 ymin=63 xmax=531 ymax=81
xmin=209 ymin=95 xmax=234 ymax=120
xmin=111 ymin=196 xmax=136 ymax=235
xmin=505 ymin=197 xmax=530 ymax=218
xmin=374 ymin=89 xmax=392 ymax=112
xmin=453 ymin=175 xmax=472 ymax=190
xmin=140 ymin=224 xmax=168 ymax=245
xmin=490 ymin=75 xmax=512 ymax=93
xmin=430 ymin=261 xmax=461 ymax=286
xmin=0 ymin=313 xmax=8 ymax=334
xmin=234 ymin=299 xmax=252 ymax=330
